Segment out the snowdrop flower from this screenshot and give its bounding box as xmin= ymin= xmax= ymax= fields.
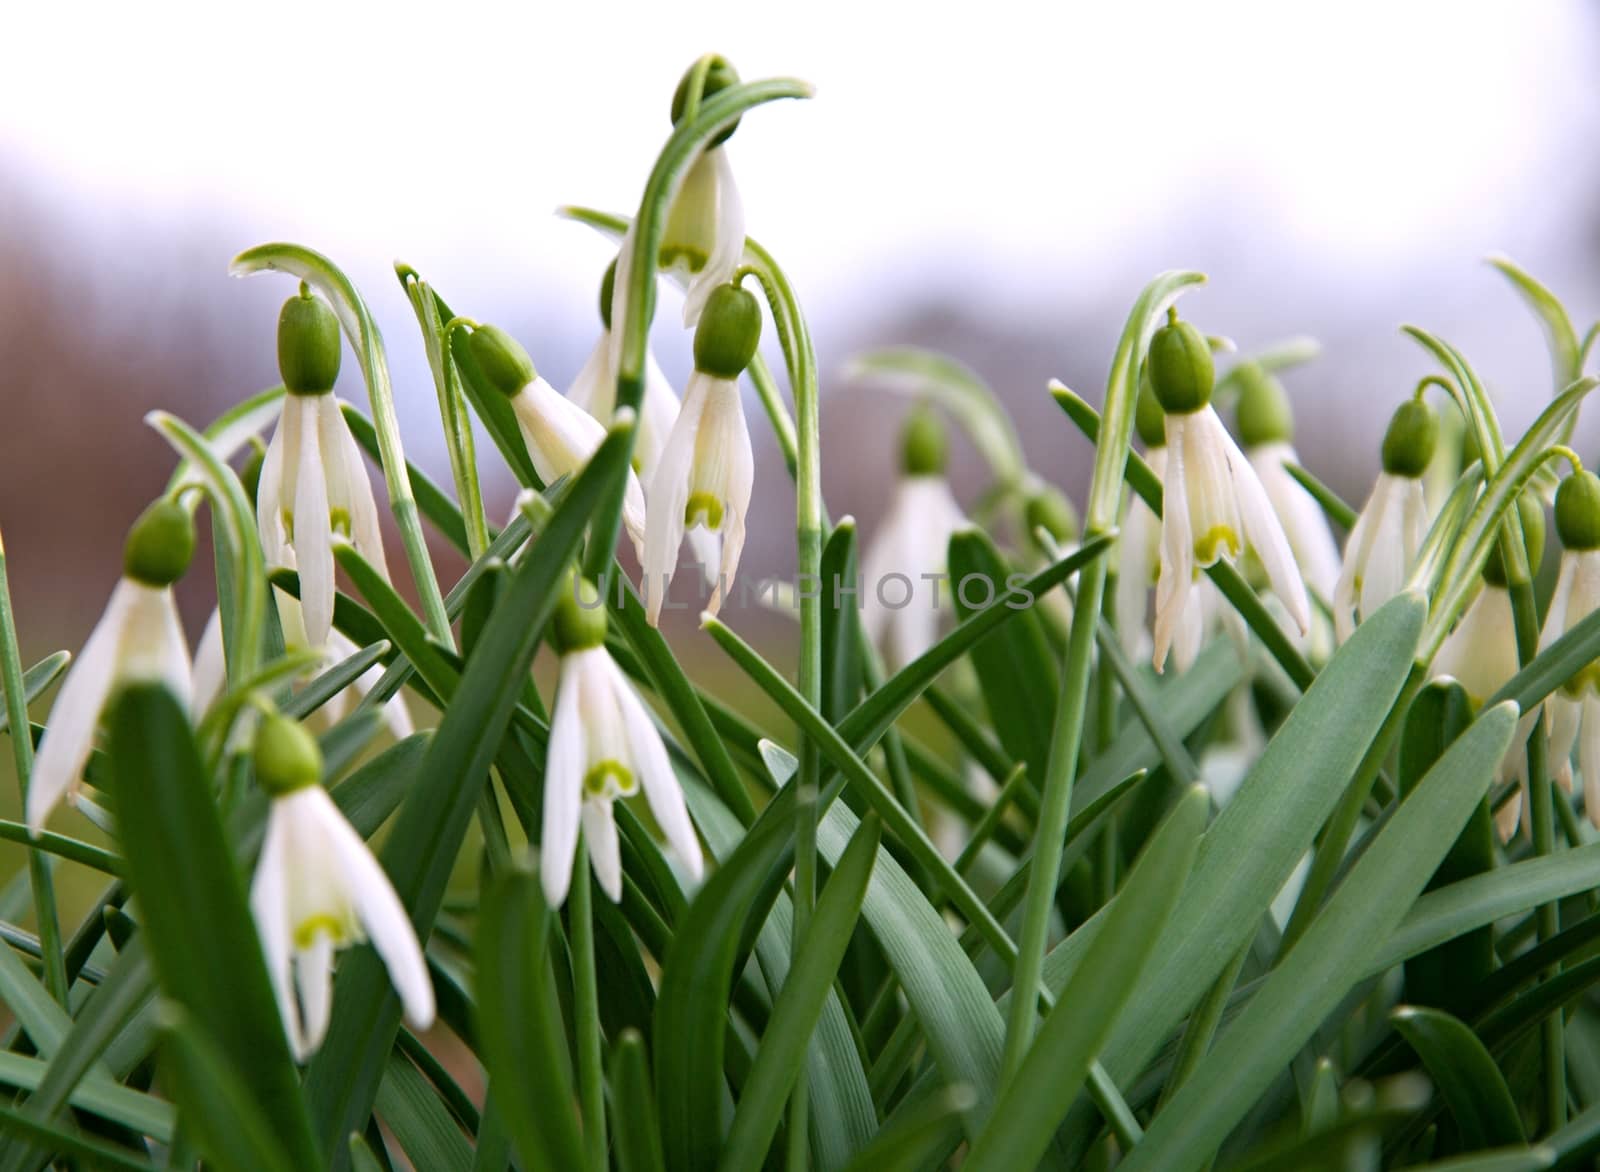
xmin=570 ymin=260 xmax=682 ymax=482
xmin=1234 ymin=363 xmax=1341 ymax=602
xmin=468 ymin=322 xmax=647 ymax=557
xmin=542 ymin=576 xmax=703 ymax=906
xmin=1147 ymin=313 xmax=1309 ymax=673
xmin=659 ymin=56 xmax=746 ymax=327
xmin=644 ymin=283 xmax=760 ymax=625
xmin=257 ymin=287 xmax=388 ymax=648
xmin=1022 ymin=484 xmax=1080 ymax=634
xmin=861 ymin=409 xmax=967 ymax=668
xmin=1432 ymin=493 xmax=1544 ymax=839
xmin=27 ymin=501 xmax=195 ymax=833
xmin=192 ymin=600 xmax=412 ymax=738
xmin=250 ymin=710 xmax=432 ymax=1060
xmin=1537 ymin=471 xmax=1600 ymax=826
xmin=1333 ymin=399 xmax=1438 ymax=643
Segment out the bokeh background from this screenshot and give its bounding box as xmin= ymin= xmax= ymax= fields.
xmin=1 ymin=1 xmax=1598 ymax=879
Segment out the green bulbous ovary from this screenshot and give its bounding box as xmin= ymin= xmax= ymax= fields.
xmin=122 ymin=499 xmax=196 ymax=587
xmin=1146 ymin=317 xmax=1215 ymax=415
xmin=693 ymin=284 xmax=762 ymax=378
xmin=278 ymin=288 xmax=342 ymax=396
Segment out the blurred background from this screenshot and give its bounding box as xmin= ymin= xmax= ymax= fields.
xmin=2 ymin=1 xmax=1598 ymax=723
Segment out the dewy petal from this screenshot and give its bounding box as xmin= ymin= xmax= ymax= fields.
xmin=1252 ymin=442 xmax=1340 ymax=601
xmin=191 ymin=608 xmax=226 ymax=718
xmin=323 ymin=396 xmax=389 ymax=583
xmin=1221 ymin=419 xmax=1308 ymax=633
xmin=581 ymin=800 xmax=624 ymax=902
xmin=317 ymin=787 xmax=434 ymax=1030
xmin=257 ymin=397 xmax=295 ymax=569
xmin=611 ymin=658 xmax=702 ymax=880
xmin=250 ymin=803 xmax=306 ymax=1059
xmin=1583 ymin=693 xmax=1600 ymax=829
xmin=511 ymin=377 xmax=611 ymax=488
xmin=541 ymin=653 xmax=589 ymax=905
xmin=27 ymin=581 xmax=135 ymax=832
xmin=1153 ymin=418 xmax=1195 ymax=673
xmin=676 ymin=147 xmax=746 ymax=326
xmin=293 ymin=397 xmax=336 ymax=647
xmin=295 ymin=932 xmax=336 ymax=1056
xmin=644 ymin=374 xmax=709 ymax=624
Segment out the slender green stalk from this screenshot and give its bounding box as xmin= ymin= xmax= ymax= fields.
xmin=1159 ymin=942 xmax=1249 ymax=1108
xmin=570 ymin=842 xmax=607 ymax=1172
xmin=0 ymin=534 xmax=65 ymax=1005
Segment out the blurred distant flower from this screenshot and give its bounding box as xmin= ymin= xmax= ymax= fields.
xmin=1539 ymin=470 xmax=1600 ymax=825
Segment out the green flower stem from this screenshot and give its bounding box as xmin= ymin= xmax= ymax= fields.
xmin=1002 ymin=272 xmax=1204 ymax=1085
xmin=0 ymin=533 xmax=66 ymax=1005
xmin=579 ymin=77 xmax=811 ymax=591
xmin=1509 ymin=570 xmax=1565 ymax=1129
xmin=230 ymin=243 xmax=453 ymax=644
xmin=398 ymin=266 xmax=490 ymax=560
xmin=570 ymin=841 xmax=607 ymax=1172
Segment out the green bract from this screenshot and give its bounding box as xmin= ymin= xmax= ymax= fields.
xmin=277 ymin=287 xmax=342 ymax=396
xmin=1146 ymin=316 xmax=1215 ymax=415
xmin=122 ymin=498 xmax=195 ymax=587
xmin=1556 ymin=469 xmax=1600 ymax=551
xmin=468 ymin=324 xmax=537 ymax=397
xmin=693 ymin=283 xmax=762 ymax=377
xmin=253 ymin=711 xmax=323 ymax=797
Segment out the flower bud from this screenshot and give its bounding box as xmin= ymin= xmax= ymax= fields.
xmin=1146 ymin=317 xmax=1215 ymax=415
xmin=671 ymin=56 xmax=742 ymax=146
xmin=1380 ymin=400 xmax=1439 ymax=478
xmin=1482 ymin=492 xmax=1545 ymax=588
xmin=122 ymin=499 xmax=196 ymax=587
xmin=253 ymin=710 xmax=323 ymax=797
xmin=1555 ymin=470 xmax=1600 ymax=552
xmin=1234 ymin=363 xmax=1293 ymax=448
xmin=549 ymin=574 xmax=609 ymax=655
xmin=469 ymin=325 xmax=537 ymax=397
xmin=1025 ymin=485 xmax=1079 ymax=547
xmin=900 ymin=407 xmax=946 ymax=477
xmin=693 ymin=284 xmax=761 ymax=378
xmin=1135 ymin=369 xmax=1166 ymax=448
xmin=277 ymin=287 xmax=342 ymax=396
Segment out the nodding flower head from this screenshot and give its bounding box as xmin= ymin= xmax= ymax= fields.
xmin=1536 ymin=470 xmax=1600 ymax=828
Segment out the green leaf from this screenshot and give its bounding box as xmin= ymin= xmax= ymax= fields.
xmin=837 ymin=1085 xmax=977 ymax=1172
xmin=158 ymin=1004 xmax=302 ymax=1172
xmin=948 ymin=527 xmax=1058 ymax=785
xmin=343 ymin=403 xmax=470 ymax=555
xmin=0 ymin=1102 xmax=152 ymax=1171
xmin=1285 ymin=462 xmax=1357 ymax=531
xmin=1392 ymin=1005 xmax=1524 ymax=1148
xmin=1407 ymin=1150 xmax=1555 ymax=1172
xmin=106 ymin=683 xmax=318 ymax=1168
xmin=1226 ymin=1075 xmax=1431 ymax=1172
xmin=302 ymin=418 xmax=636 ymax=1161
xmin=611 ymin=1030 xmax=667 ymax=1172
xmin=845 ymin=347 xmax=1027 ymax=489
xmin=475 ymin=858 xmax=585 ymax=1172
xmin=1491 ymin=604 xmax=1600 ymax=714
xmin=963 ymin=787 xmax=1207 ymax=1172
xmin=0 ymin=1050 xmax=172 ymax=1140
xmin=719 ymin=815 xmax=881 ymax=1171
xmin=1117 ymin=701 xmax=1517 ymax=1172
xmin=820 ymin=520 xmax=864 ymax=724
xmin=0 ymin=652 xmax=69 ymax=734
xmin=1489 ymin=255 xmax=1581 ymax=391
xmin=163 ymin=384 xmax=283 ymax=496
xmin=376 ymin=1048 xmax=474 ymax=1172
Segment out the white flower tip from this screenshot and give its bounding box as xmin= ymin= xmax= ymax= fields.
xmin=611 ymin=406 xmax=638 ymax=433
xmin=698 ymin=609 xmax=719 ymax=630
xmin=143 ymin=409 xmax=174 ymax=429
xmin=835 ymin=514 xmax=857 ymax=533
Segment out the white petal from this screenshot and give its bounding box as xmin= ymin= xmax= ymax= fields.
xmin=638 ymin=353 xmax=681 ymax=482
xmin=611 ymin=660 xmax=702 ymax=880
xmin=697 ymin=380 xmax=755 ymax=616
xmin=295 ymin=932 xmax=336 ymax=1056
xmin=1584 ymin=694 xmax=1600 ymax=830
xmin=294 ymin=398 xmax=335 ymax=647
xmin=119 ymin=585 xmax=194 ymax=714
xmin=323 ymin=396 xmax=389 ymax=583
xmin=1356 ymin=478 xmax=1412 ymax=627
xmin=1433 ymin=586 xmax=1520 ymax=706
xmin=1153 ymin=420 xmax=1195 ymax=673
xmin=541 ymin=655 xmax=588 ymax=905
xmin=681 ymin=148 xmax=745 ymax=326
xmin=1222 ymin=425 xmax=1308 ymax=633
xmin=643 ymin=374 xmax=709 ymax=624
xmin=581 ymin=800 xmax=624 ymax=902
xmin=250 ymin=805 xmax=306 ymax=1059
xmin=318 ymin=788 xmax=434 ymax=1030
xmin=568 ymin=336 xmax=615 ymax=421
xmin=1170 ymin=576 xmax=1207 ymax=674
xmin=27 ymin=582 xmax=138 ymax=832
xmin=191 ymin=608 xmax=226 ymax=718
xmin=257 ymin=400 xmax=294 ymax=569
xmin=511 ymin=377 xmax=610 ymax=489
xmin=1253 ymin=442 xmax=1341 ymax=600
xmin=1548 ymin=694 xmax=1581 ymax=789
xmin=1494 ymin=784 xmax=1524 ymax=843
xmin=621 ymin=469 xmax=649 ymax=564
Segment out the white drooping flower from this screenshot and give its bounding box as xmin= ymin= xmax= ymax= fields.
xmin=660 ymin=145 xmax=745 ymax=326
xmin=1431 ymin=494 xmax=1545 ymax=840
xmin=27 ymin=500 xmax=195 ymax=834
xmin=1115 ymin=388 xmax=1170 ymax=661
xmin=1537 ymin=471 xmax=1600 ymax=828
xmin=644 ymin=284 xmax=761 ymax=625
xmin=542 ymin=578 xmax=703 ymax=907
xmin=258 ymin=289 xmax=388 ymax=649
xmin=192 ymin=601 xmax=413 ymax=739
xmin=1146 ymin=317 xmax=1308 ymax=674
xmin=1233 ymin=364 xmax=1341 ymax=603
xmin=468 ymin=324 xmax=647 ymax=558
xmin=1332 ymin=399 xmax=1438 ymax=643
xmin=249 ymin=712 xmax=433 ymax=1060
xmin=861 ymin=409 xmax=967 ymax=668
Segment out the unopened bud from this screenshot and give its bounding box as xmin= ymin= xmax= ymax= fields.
xmin=1380 ymin=400 xmax=1439 ymax=479
xmin=277 ymin=287 xmax=342 ymax=396
xmin=253 ymin=711 xmax=323 ymax=797
xmin=469 ymin=325 xmax=537 ymax=397
xmin=1146 ymin=316 xmax=1215 ymax=415
xmin=1234 ymin=363 xmax=1294 ymax=448
xmin=1555 ymin=470 xmax=1600 ymax=552
xmin=122 ymin=499 xmax=196 ymax=587
xmin=693 ymin=284 xmax=761 ymax=378
xmin=671 ymin=56 xmax=742 ymax=146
